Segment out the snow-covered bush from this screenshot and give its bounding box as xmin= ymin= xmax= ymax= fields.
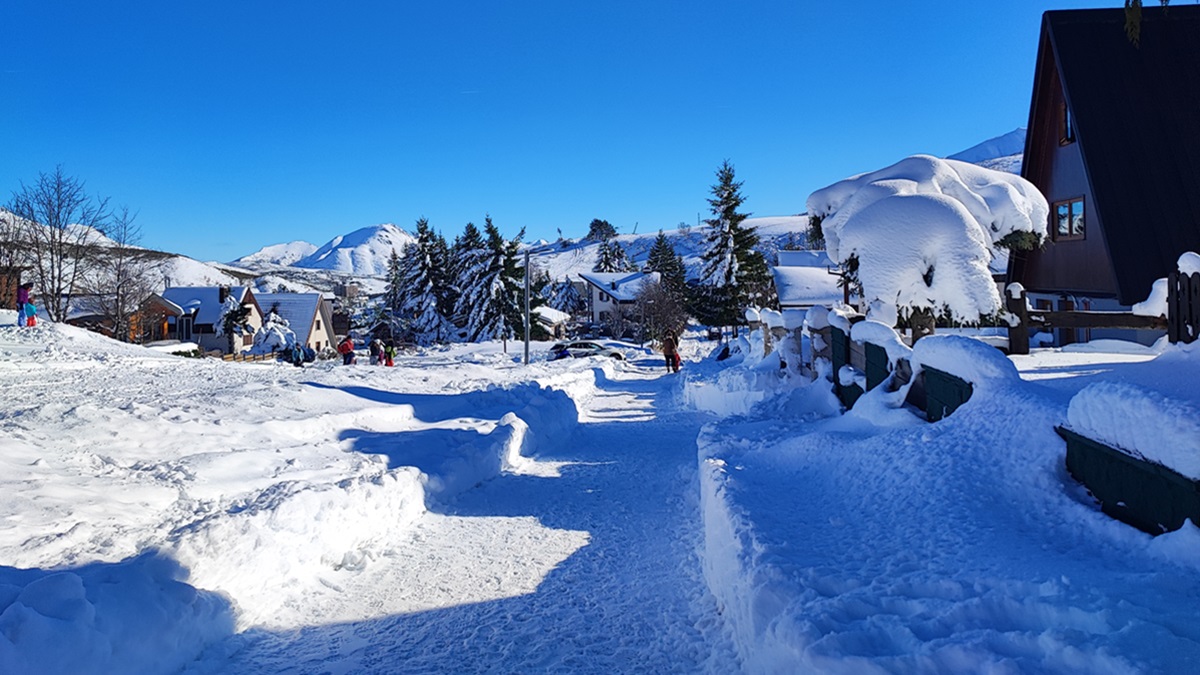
xmin=910 ymin=333 xmax=1020 ymax=392
xmin=250 ymin=310 xmax=296 ymax=354
xmin=806 ymin=155 xmax=1048 ymax=327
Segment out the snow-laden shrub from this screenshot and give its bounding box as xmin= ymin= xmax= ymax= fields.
xmin=806 ymin=155 xmax=1048 ymax=326
xmin=250 ymin=310 xmax=296 ymax=354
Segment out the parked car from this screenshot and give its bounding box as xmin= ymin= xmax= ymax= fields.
xmin=549 ymin=341 xmax=625 ymax=360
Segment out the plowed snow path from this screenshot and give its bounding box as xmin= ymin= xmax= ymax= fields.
xmin=195 ymin=366 xmax=740 ymax=674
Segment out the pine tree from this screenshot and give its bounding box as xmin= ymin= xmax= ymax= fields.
xmin=646 ymin=231 xmax=688 ymax=301
xmin=430 ymin=229 xmax=457 ymax=323
xmin=593 ymin=239 xmax=618 ymax=273
xmin=450 ymin=222 xmax=485 ymax=326
xmin=400 ymin=218 xmax=457 ymax=345
xmin=456 ymin=217 xmax=528 ymax=343
xmin=548 ymin=277 xmax=586 ymax=317
xmin=697 ymin=160 xmax=772 ymax=331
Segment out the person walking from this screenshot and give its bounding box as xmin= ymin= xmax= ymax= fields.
xmin=662 ymin=330 xmax=680 ymax=373
xmin=337 ymin=336 xmax=356 ymax=365
xmin=15 ymin=282 xmax=32 ymax=327
xmin=383 ymin=342 xmax=396 ymax=367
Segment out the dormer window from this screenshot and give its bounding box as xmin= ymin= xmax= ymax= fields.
xmin=1060 ymin=100 xmax=1075 ymax=144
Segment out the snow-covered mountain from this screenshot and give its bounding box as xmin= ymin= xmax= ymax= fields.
xmin=232 ymin=241 xmax=319 ymax=268
xmin=291 ymin=223 xmax=415 ymax=276
xmin=948 ymin=128 xmax=1025 ymax=174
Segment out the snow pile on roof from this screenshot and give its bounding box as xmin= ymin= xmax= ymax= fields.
xmin=807 ymin=155 xmax=1048 ymax=325
xmin=160 ymin=286 xmax=252 ymax=325
xmin=578 ymin=271 xmax=659 ymax=301
xmin=771 ymin=251 xmax=843 ymax=309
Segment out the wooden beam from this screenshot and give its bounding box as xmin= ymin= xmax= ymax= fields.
xmin=1027 ymin=310 xmax=1167 ymax=330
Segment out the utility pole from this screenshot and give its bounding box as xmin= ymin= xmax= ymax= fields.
xmin=523 ymin=249 xmax=531 ymax=365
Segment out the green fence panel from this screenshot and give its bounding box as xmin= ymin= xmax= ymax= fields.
xmin=864 ymin=342 xmax=890 ymax=391
xmin=923 ymin=366 xmax=973 ymax=421
xmin=1058 ymin=427 xmax=1200 ymax=535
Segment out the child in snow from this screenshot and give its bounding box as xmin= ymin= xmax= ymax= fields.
xmin=369 ymin=339 xmax=383 ymax=366
xmin=337 ymin=336 xmax=356 ymax=365
xmin=384 ymin=342 xmax=396 ymax=367
xmin=15 ymin=282 xmax=32 ymax=327
xmin=291 ymin=342 xmax=305 ymax=367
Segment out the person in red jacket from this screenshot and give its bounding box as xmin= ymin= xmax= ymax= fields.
xmin=337 ymin=336 xmax=356 ymax=365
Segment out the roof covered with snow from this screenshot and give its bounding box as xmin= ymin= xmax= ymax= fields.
xmin=255 ymin=293 xmax=323 ymax=340
xmin=160 ymin=287 xmax=255 ymax=325
xmin=771 ymin=265 xmax=844 ymax=309
xmin=578 ymin=271 xmax=660 ymax=302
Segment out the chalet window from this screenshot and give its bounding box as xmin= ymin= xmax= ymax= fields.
xmin=315 ymin=319 xmax=321 ymax=331
xmin=1053 ymin=197 xmax=1085 ymax=241
xmin=599 ymin=292 xmax=611 ymax=303
xmin=1060 ymin=101 xmax=1075 ymax=144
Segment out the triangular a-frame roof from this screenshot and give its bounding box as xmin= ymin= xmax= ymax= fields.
xmin=1024 ymin=6 xmax=1200 ymax=304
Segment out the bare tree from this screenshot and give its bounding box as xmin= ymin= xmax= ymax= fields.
xmin=77 ymin=207 xmax=165 ymax=341
xmin=635 ymin=279 xmax=688 ymax=345
xmin=7 ymin=167 xmax=110 ymax=322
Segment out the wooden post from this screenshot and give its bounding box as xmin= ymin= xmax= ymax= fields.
xmin=1006 ymin=287 xmax=1030 ymax=355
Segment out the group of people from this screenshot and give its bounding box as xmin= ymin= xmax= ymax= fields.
xmin=367 ymin=338 xmax=397 ymax=367
xmin=335 ymin=336 xmax=399 ymax=367
xmin=14 ymin=282 xmax=37 ymax=327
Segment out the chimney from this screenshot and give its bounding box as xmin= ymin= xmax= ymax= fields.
xmin=219 ymin=285 xmax=230 ymax=303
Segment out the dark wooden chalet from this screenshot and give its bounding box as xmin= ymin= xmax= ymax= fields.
xmin=1010 ymin=6 xmax=1200 ymax=329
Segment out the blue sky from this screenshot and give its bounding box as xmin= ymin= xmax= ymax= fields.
xmin=3 ymin=1 xmax=1107 ymax=262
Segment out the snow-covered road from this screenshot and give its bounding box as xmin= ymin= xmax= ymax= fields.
xmin=194 ymin=364 xmax=740 ymax=673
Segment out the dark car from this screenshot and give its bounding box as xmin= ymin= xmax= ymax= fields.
xmin=549 ymin=341 xmax=625 ymax=360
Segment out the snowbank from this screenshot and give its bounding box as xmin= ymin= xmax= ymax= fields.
xmin=1067 ymin=382 xmax=1200 ymax=479
xmin=1133 ymin=251 xmax=1200 ymax=317
xmin=911 ymin=334 xmax=1020 ymax=390
xmin=0 ymin=553 xmax=233 ymax=675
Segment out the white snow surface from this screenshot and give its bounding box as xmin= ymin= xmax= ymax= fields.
xmin=807 ymin=155 xmax=1049 ymax=324
xmin=0 ymin=315 xmax=737 ymax=674
xmin=6 ymin=307 xmax=1200 ymax=674
xmin=686 ymin=326 xmax=1200 ymax=673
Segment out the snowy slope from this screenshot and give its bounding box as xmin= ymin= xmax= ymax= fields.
xmin=529 ymin=216 xmax=810 ymax=283
xmin=231 ymin=240 xmax=319 ymax=268
xmin=948 ymin=128 xmax=1026 ymax=164
xmin=292 ymin=223 xmax=415 ymax=276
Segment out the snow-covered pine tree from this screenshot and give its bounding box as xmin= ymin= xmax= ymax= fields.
xmin=252 ymin=306 xmax=296 ymax=354
xmin=401 ymin=217 xmax=456 ymax=345
xmin=610 ymin=239 xmax=636 ymax=272
xmin=646 ymin=231 xmax=688 ymax=301
xmin=429 ymin=228 xmax=457 ymax=326
xmin=382 ymin=248 xmax=404 ymax=314
xmin=547 ymin=277 xmax=586 ymax=317
xmin=215 ymin=292 xmax=254 ymax=354
xmin=593 ymin=239 xmax=618 ymax=273
xmin=456 ymin=217 xmax=527 ymax=344
xmin=450 ymin=222 xmax=485 ymax=327
xmin=697 ymin=160 xmax=771 ymax=332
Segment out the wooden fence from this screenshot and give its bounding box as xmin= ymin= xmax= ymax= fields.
xmin=221 ymin=352 xmax=276 ymax=363
xmin=1168 ymin=270 xmax=1200 ymax=344
xmin=1006 ymin=290 xmax=1169 ymax=355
